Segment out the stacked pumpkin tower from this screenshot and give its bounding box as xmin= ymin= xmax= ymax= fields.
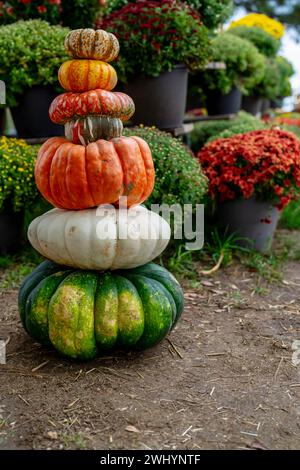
xmin=18 ymin=29 xmax=184 ymax=360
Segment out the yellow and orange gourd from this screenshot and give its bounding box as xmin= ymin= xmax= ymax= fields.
xmin=18 ymin=28 xmax=184 ymax=360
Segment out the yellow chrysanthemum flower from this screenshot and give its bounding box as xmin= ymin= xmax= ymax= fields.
xmin=229 ymin=13 xmax=285 ymax=39
xmin=0 ymin=136 xmax=38 ymax=211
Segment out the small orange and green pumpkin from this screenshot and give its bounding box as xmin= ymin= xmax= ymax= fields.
xmin=58 ymin=59 xmax=117 ymax=92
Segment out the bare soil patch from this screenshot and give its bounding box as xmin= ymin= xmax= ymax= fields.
xmin=1 ymin=234 xmax=300 ymax=450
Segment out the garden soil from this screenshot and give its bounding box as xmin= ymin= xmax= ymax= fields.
xmin=1 ymin=231 xmax=300 ymax=450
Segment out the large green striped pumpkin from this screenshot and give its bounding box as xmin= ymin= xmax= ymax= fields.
xmin=18 ymin=261 xmax=184 ymax=360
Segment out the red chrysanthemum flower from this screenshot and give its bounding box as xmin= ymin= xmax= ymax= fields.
xmin=197 ymin=129 xmax=300 ymax=209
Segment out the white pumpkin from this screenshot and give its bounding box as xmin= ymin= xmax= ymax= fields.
xmin=28 ymin=205 xmax=171 ymax=270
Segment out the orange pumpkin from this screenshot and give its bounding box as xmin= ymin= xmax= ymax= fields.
xmin=58 ymin=60 xmax=117 ymax=92
xmin=35 ymin=136 xmax=155 ymax=210
xmin=49 ymin=89 xmax=135 ymax=124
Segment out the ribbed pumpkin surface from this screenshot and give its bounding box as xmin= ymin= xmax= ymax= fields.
xmin=49 ymin=89 xmax=135 ymax=124
xmin=58 ymin=60 xmax=117 ymax=92
xmin=27 ymin=205 xmax=170 ymax=270
xmin=64 ymin=28 xmax=119 ymax=61
xmin=65 ymin=116 xmax=123 ymax=145
xmin=19 ymin=261 xmax=184 ymax=360
xmin=35 ymin=136 xmax=155 ymax=209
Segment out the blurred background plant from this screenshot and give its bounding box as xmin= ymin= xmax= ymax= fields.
xmin=0 ymin=0 xmax=61 ymax=25
xmin=197 ymin=128 xmax=300 ymax=209
xmin=244 ymin=58 xmax=279 ymax=102
xmin=243 ymin=56 xmax=294 ymax=103
xmin=0 ymin=137 xmax=38 ymax=212
xmin=123 ymin=126 xmax=208 ymax=206
xmin=60 ymin=0 xmax=100 ymax=28
xmin=101 ymin=0 xmax=234 ymax=30
xmin=0 ymin=20 xmax=69 ymax=107
xmin=190 ymin=111 xmax=266 ymax=151
xmin=228 ymin=25 xmax=280 ymax=57
xmin=100 ymin=0 xmax=210 ymax=83
xmin=196 ymin=33 xmax=265 ymax=97
xmin=0 ymin=0 xmax=100 ymax=28
xmin=186 ymin=0 xmax=234 ymax=29
xmin=275 ymin=56 xmax=295 ymax=99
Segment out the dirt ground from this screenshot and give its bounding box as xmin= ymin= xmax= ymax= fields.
xmin=1 ymin=231 xmax=300 ymax=450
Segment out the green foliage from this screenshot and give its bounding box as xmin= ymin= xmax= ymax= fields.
xmin=123 ymin=126 xmax=208 ymax=206
xmin=208 ymin=118 xmax=266 ymax=141
xmin=246 ymin=55 xmax=294 ymax=100
xmin=245 ymin=55 xmax=293 ymax=100
xmin=103 ymin=0 xmax=130 ymax=14
xmin=281 ymin=124 xmax=300 ymax=139
xmin=198 ymin=33 xmax=266 ymax=95
xmin=163 ymin=227 xmax=253 ymax=280
xmin=102 ymin=0 xmax=127 ymax=15
xmin=0 ymin=137 xmax=39 ymax=212
xmin=0 ymin=263 xmax=34 ymax=289
xmin=240 ymin=231 xmax=298 ymax=283
xmin=191 ymin=119 xmax=239 ymax=151
xmin=190 ymin=111 xmax=265 ymax=151
xmin=0 ymin=1 xmax=100 ymax=28
xmin=280 ymin=200 xmax=300 ymax=230
xmin=24 ymin=197 xmax=52 ymax=234
xmin=228 ymin=25 xmax=280 ymax=57
xmin=205 ymin=228 xmax=251 ymax=267
xmin=60 ymin=0 xmax=100 ymax=29
xmin=104 ymin=0 xmax=233 ymax=29
xmin=241 ymin=251 xmax=283 ymax=282
xmin=0 ymin=1 xmax=61 ymax=25
xmin=187 ymin=0 xmax=233 ymax=29
xmin=0 ymin=20 xmax=69 ymax=107
xmin=163 ymin=244 xmax=196 ymax=279
xmin=255 ymin=58 xmax=279 ymax=100
xmin=0 ymin=246 xmax=42 ymax=289
xmin=275 ymin=56 xmax=294 ymax=98
xmin=102 ymin=1 xmax=210 ymax=82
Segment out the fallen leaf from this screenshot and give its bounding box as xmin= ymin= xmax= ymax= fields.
xmin=47 ymin=431 xmax=58 ymax=440
xmin=125 ymin=425 xmax=140 ymax=433
xmin=249 ymin=441 xmax=268 ymax=450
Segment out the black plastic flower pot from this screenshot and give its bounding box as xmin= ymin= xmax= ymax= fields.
xmin=11 ymin=87 xmax=63 ymax=139
xmin=216 ymin=198 xmax=280 ymax=252
xmin=242 ymin=96 xmax=263 ymax=116
xmin=0 ymin=209 xmax=24 ymax=254
xmin=206 ymin=86 xmax=242 ymax=116
xmin=124 ymin=64 xmax=188 ymax=129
